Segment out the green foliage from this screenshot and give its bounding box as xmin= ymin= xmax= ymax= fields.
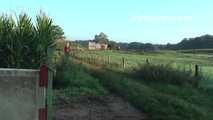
xmin=179 ymin=49 xmax=213 ymax=54
xmin=175 ymin=35 xmax=213 ymax=50
xmin=132 ymin=64 xmax=200 ymax=87
xmin=53 ymin=56 xmax=108 ymax=96
xmin=54 ymin=49 xmax=213 ymax=119
xmin=108 ymin=40 xmax=120 ymax=50
xmin=77 ymin=34 xmax=213 ymax=51
xmin=89 ymin=69 xmax=212 ymax=120
xmin=123 ymin=42 xmax=156 ymax=51
xmin=0 ymin=15 xmax=16 ymax=67
xmin=55 ymin=49 xmax=213 ymax=119
xmin=0 ymin=13 xmax=64 ymax=68
xmin=74 ymin=50 xmax=213 ymax=82
xmin=94 ymin=32 xmax=109 ymax=44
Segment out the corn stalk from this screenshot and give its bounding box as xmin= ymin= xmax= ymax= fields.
xmin=0 ymin=13 xmax=64 ymax=68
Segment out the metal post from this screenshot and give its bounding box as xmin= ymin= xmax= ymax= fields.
xmin=47 ymin=48 xmax=53 ymax=120
xmin=47 ymin=68 xmax=53 ymax=120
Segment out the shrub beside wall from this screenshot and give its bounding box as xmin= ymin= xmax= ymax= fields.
xmin=0 ymin=13 xmax=64 ymax=69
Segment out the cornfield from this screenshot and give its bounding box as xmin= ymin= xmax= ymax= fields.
xmin=0 ymin=13 xmax=64 ymax=69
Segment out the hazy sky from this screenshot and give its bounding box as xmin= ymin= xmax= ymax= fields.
xmin=1 ymin=0 xmax=213 ymax=44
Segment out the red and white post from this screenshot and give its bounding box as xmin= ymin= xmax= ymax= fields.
xmin=38 ymin=64 xmax=48 ymax=120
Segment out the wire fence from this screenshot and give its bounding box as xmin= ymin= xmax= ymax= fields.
xmin=53 ymin=50 xmax=213 ymax=88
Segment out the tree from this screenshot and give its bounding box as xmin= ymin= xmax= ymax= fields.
xmin=108 ymin=41 xmax=119 ymax=50
xmin=94 ymin=32 xmax=109 ymax=44
xmin=174 ymin=35 xmax=213 ymax=50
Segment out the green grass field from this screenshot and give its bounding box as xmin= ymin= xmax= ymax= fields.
xmin=72 ymin=50 xmax=213 ymax=88
xmin=54 ymin=49 xmax=213 ymax=120
xmin=75 ymin=50 xmax=213 ymax=65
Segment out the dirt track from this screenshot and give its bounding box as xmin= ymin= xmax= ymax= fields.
xmin=54 ymin=95 xmax=146 ymax=120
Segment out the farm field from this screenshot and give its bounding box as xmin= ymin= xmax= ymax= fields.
xmin=54 ymin=49 xmax=213 ymax=120
xmin=74 ymin=50 xmax=213 ymax=66
xmin=72 ymin=50 xmax=213 ymax=88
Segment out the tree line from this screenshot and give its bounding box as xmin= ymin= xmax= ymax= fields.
xmin=76 ymin=33 xmax=213 ymax=51
xmin=167 ymin=35 xmax=213 ymax=50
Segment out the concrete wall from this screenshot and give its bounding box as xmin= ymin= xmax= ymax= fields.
xmin=0 ymin=68 xmax=44 ymax=120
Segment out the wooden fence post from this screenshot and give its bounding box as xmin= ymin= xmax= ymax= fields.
xmin=146 ymin=58 xmax=150 ymax=64
xmin=122 ymin=57 xmax=125 ymax=69
xmin=54 ymin=57 xmax=56 ymax=65
xmin=108 ymin=55 xmax=110 ymax=64
xmin=195 ymin=64 xmax=199 ymax=77
xmin=94 ymin=56 xmax=96 ymax=64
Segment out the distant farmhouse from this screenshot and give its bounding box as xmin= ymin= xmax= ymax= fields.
xmin=88 ymin=42 xmax=108 ymax=50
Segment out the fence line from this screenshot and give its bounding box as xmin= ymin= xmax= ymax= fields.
xmin=70 ymin=53 xmax=203 ymax=77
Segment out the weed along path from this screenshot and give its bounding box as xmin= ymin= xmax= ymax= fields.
xmin=54 ymin=95 xmax=146 ymax=120
xmin=53 ymin=57 xmax=147 ymax=120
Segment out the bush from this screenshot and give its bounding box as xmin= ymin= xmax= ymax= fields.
xmin=132 ymin=64 xmax=201 ymax=87
xmin=0 ymin=13 xmax=64 ymax=69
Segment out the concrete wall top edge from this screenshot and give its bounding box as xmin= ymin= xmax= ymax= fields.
xmin=0 ymin=68 xmax=39 ymax=77
xmin=0 ymin=68 xmax=39 ymax=72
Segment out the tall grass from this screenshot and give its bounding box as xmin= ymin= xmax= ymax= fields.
xmin=131 ymin=64 xmax=201 ymax=87
xmin=0 ymin=13 xmax=64 ymax=68
xmin=53 ymin=56 xmax=108 ymax=104
xmin=88 ymin=67 xmax=212 ymax=120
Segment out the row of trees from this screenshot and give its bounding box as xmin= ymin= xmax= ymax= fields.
xmin=77 ymin=32 xmax=213 ymax=51
xmin=0 ymin=13 xmax=64 ymax=68
xmin=174 ymin=35 xmax=213 ymax=49
xmin=118 ymin=42 xmax=157 ymax=51
xmin=119 ymin=35 xmax=213 ymax=51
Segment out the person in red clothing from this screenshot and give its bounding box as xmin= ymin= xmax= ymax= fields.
xmin=64 ymin=42 xmax=71 ymax=54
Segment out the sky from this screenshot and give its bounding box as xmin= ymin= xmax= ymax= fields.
xmin=0 ymin=0 xmax=213 ymax=44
